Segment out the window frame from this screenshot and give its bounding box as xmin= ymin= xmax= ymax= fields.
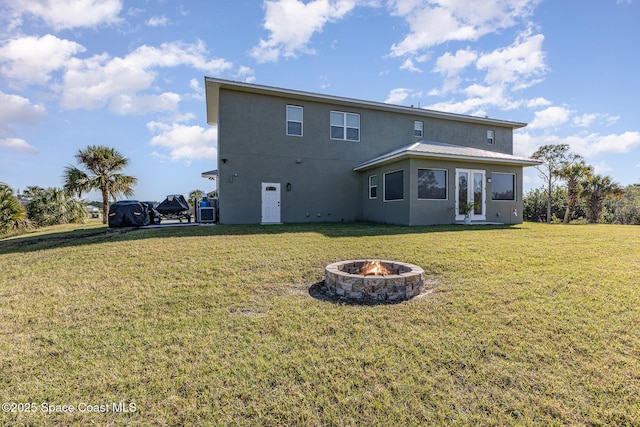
xmin=414 ymin=121 xmax=424 ymax=138
xmin=286 ymin=105 xmax=303 ymax=137
xmin=330 ymin=111 xmax=360 ymax=142
xmin=383 ymin=169 xmax=404 ymax=202
xmin=417 ymin=168 xmax=448 ymax=200
xmin=487 ymin=129 xmax=495 ymax=145
xmin=368 ymin=175 xmax=377 ymax=199
xmin=491 ymin=172 xmax=516 ymax=201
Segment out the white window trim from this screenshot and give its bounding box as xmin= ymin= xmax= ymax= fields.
xmin=286 ymin=105 xmax=303 ymax=137
xmin=487 ymin=130 xmax=495 ymax=145
xmin=414 ymin=121 xmax=423 ymax=138
xmin=383 ymin=169 xmax=404 ymax=202
xmin=330 ymin=111 xmax=360 ymax=142
xmin=491 ymin=172 xmax=517 ymax=201
xmin=368 ymin=175 xmax=377 ymax=199
xmin=417 ymin=168 xmax=448 ymax=200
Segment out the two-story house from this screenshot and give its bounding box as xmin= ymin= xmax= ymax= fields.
xmin=204 ymin=78 xmax=539 ymax=225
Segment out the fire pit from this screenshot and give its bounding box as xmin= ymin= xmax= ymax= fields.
xmin=324 ymin=260 xmax=427 ymax=302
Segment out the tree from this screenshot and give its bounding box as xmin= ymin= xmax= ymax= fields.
xmin=613 ymin=184 xmax=640 ymax=225
xmin=580 ymin=175 xmax=623 ymax=223
xmin=557 ymin=159 xmax=593 ymax=223
xmin=63 ymin=145 xmax=138 ymax=224
xmin=0 ymin=185 xmax=28 ymax=235
xmin=24 ymin=186 xmax=87 ymax=227
xmin=531 ymin=144 xmax=576 ymax=223
xmin=523 ymin=186 xmax=568 ymax=222
xmin=188 ymin=189 xmax=205 ymax=206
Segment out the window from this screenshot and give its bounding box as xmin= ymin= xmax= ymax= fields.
xmin=414 ymin=121 xmax=423 ymax=138
xmin=331 ymin=111 xmax=360 ymax=141
xmin=487 ymin=130 xmax=495 ymax=145
xmin=491 ymin=173 xmax=515 ymax=200
xmin=287 ymin=105 xmax=303 ymax=136
xmin=369 ymin=175 xmax=377 ymax=199
xmin=384 ymin=170 xmax=404 ymax=201
xmin=418 ymin=169 xmax=447 ymax=199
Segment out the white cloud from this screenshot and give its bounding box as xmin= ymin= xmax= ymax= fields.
xmin=0 ymin=35 xmax=86 ymax=85
xmin=0 ymin=92 xmax=46 ymax=151
xmin=590 ymin=160 xmax=612 ymax=175
xmin=589 ymin=131 xmax=640 ymax=155
xmin=476 ymin=28 xmax=546 ymax=87
xmin=389 ymin=0 xmax=541 ymax=57
xmin=514 ymin=130 xmax=640 ymax=158
xmin=400 ymin=58 xmax=422 ymax=72
xmin=0 ymin=138 xmax=37 ymax=154
xmin=434 ymin=49 xmax=478 ymax=77
xmin=0 ymin=91 xmax=46 ymax=127
xmin=526 ymin=97 xmax=552 ymax=108
xmin=148 ymin=121 xmax=218 ymax=162
xmin=61 ymin=41 xmax=232 ymax=113
xmin=4 ymin=0 xmax=123 ymax=30
xmin=528 ymin=106 xmax=572 ymax=129
xmin=250 ymin=0 xmax=358 ymax=62
xmin=385 ymin=88 xmax=411 ymax=104
xmin=110 ymin=92 xmax=181 ymax=115
xmin=427 ymin=84 xmax=520 ymax=116
xmin=147 ymin=15 xmax=169 ymax=27
xmin=573 ymin=113 xmax=620 ymax=128
xmin=235 ymin=66 xmax=256 ymax=83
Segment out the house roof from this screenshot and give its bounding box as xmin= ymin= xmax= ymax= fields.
xmin=205 ymin=77 xmax=527 ymax=130
xmin=201 ymin=169 xmax=218 ymax=179
xmin=353 ymin=141 xmax=541 ymax=171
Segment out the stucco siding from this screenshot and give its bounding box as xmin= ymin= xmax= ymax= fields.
xmin=212 ymin=83 xmax=526 ymax=225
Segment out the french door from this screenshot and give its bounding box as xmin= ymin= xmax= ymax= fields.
xmin=455 ymin=169 xmax=486 ymax=221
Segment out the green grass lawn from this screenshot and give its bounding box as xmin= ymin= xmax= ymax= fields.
xmin=1 ymin=222 xmax=639 ymax=426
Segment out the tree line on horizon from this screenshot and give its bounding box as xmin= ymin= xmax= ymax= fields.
xmin=524 ymin=144 xmax=639 ymax=224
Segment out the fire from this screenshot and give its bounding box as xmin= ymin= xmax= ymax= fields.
xmin=357 ymin=260 xmax=391 ymax=276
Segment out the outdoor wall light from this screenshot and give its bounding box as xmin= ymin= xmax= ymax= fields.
xmin=221 ymin=158 xmax=227 ymax=163
xmin=286 ymin=183 xmax=292 ymax=191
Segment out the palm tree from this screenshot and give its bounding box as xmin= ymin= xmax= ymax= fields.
xmin=557 ymin=160 xmax=592 ymax=223
xmin=63 ymin=145 xmax=138 ymax=224
xmin=580 ymin=174 xmax=623 ymax=223
xmin=25 ymin=186 xmax=86 ymax=226
xmin=0 ymin=184 xmax=27 ymax=235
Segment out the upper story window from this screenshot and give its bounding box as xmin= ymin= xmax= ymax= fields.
xmin=330 ymin=111 xmax=360 ymax=141
xmin=414 ymin=121 xmax=423 ymax=138
xmin=487 ymin=130 xmax=495 ymax=145
xmin=286 ymin=105 xmax=303 ymax=136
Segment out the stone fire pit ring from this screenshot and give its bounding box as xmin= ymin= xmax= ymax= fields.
xmin=324 ymin=260 xmax=426 ymax=302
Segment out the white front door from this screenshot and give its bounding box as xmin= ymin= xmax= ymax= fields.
xmin=261 ymin=182 xmax=281 ymax=223
xmin=456 ymin=169 xmax=486 ymax=221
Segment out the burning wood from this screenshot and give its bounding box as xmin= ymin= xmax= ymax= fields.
xmin=357 ymin=260 xmax=391 ymax=276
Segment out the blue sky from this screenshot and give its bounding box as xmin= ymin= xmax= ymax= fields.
xmin=1 ymin=0 xmax=639 ymax=202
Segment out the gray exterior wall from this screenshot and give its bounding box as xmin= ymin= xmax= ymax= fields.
xmin=361 ymin=161 xmax=524 ymax=226
xmin=214 ymin=84 xmax=523 ymax=225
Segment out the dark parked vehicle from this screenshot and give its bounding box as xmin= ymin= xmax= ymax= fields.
xmin=156 ymin=194 xmax=191 ymax=222
xmin=108 ymin=200 xmax=151 ymax=228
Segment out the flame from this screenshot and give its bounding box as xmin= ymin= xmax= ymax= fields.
xmin=358 ymin=260 xmax=391 ymax=276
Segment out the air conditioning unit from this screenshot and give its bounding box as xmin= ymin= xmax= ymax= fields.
xmin=198 ymin=207 xmax=216 ymax=223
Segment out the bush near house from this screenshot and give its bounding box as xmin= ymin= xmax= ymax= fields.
xmin=1 ymin=222 xmax=639 ymax=426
